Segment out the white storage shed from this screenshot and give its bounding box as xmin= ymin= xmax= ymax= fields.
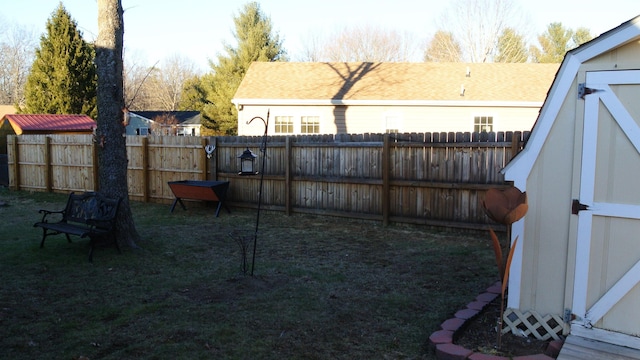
xmin=502 ymin=15 xmax=640 ymax=350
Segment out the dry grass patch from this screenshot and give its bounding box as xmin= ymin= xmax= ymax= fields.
xmin=0 ymin=188 xmax=496 ymax=359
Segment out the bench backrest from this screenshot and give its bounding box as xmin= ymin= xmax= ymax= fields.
xmin=64 ymin=192 xmax=120 ymax=229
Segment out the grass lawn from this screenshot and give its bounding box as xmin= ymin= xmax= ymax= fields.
xmin=0 ymin=188 xmax=498 ymax=359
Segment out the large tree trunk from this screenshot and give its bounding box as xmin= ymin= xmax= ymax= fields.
xmin=95 ymin=0 xmax=140 ymax=247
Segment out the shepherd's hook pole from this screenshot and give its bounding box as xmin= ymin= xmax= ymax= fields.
xmin=247 ymin=110 xmax=269 ymax=276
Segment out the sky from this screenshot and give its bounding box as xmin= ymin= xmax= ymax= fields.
xmin=1 ymin=0 xmax=638 ymax=72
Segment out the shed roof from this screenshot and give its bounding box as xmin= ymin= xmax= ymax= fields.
xmin=503 ymin=15 xmax=640 ymax=188
xmin=2 ymin=114 xmax=96 ymax=135
xmin=233 ymin=62 xmax=559 ymax=104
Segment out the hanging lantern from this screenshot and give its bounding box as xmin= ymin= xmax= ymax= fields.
xmin=238 ymin=147 xmax=258 ymax=175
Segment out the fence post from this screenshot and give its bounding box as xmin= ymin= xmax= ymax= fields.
xmin=141 ymin=137 xmax=149 ymax=202
xmin=201 ymin=137 xmax=208 ymax=181
xmin=285 ymin=136 xmax=292 ymax=216
xmin=382 ymin=133 xmax=390 ymax=226
xmin=11 ymin=136 xmax=19 ymax=191
xmin=92 ymin=138 xmax=99 ymax=191
xmin=211 ymin=136 xmax=218 ymax=181
xmin=44 ymin=136 xmax=52 ymax=192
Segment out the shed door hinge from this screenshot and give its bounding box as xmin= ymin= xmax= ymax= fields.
xmin=572 ymin=199 xmax=589 ymax=214
xmin=578 ymin=83 xmax=599 ymax=99
xmin=563 ymin=308 xmax=575 ymax=323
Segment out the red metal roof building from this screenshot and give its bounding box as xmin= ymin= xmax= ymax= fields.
xmin=1 ymin=114 xmax=96 ymax=135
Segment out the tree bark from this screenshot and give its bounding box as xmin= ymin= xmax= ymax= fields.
xmin=95 ymin=0 xmax=140 ymax=247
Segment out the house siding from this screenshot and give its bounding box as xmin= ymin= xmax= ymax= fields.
xmin=238 ymin=104 xmax=541 ymax=136
xmin=125 ymin=115 xmax=152 ymax=135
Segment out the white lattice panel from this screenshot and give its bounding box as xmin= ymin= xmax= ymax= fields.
xmin=502 ymin=308 xmax=564 ymax=341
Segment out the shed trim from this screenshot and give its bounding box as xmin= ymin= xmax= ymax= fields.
xmin=503 ymin=19 xmax=640 ymax=185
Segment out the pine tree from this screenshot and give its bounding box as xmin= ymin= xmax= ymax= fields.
xmin=23 ymin=3 xmax=97 ymax=117
xmin=529 ymin=22 xmax=592 ymax=63
xmin=572 ymin=27 xmax=594 ymax=48
xmin=202 ymin=2 xmax=286 ymax=135
xmin=178 ymin=75 xmax=207 ymax=111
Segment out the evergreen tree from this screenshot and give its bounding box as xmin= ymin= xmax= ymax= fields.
xmin=530 ymin=22 xmax=591 ymax=63
xmin=572 ymin=27 xmax=594 ymax=47
xmin=202 ymin=2 xmax=286 ymax=135
xmin=23 ymin=3 xmax=96 ymax=117
xmin=495 ymin=28 xmax=528 ymax=63
xmin=178 ymin=75 xmax=208 ymax=112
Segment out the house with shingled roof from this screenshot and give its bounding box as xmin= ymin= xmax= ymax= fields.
xmin=232 ymin=62 xmax=559 ymax=136
xmin=125 ymin=110 xmax=202 ymax=136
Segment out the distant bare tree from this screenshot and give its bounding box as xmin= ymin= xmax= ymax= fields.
xmin=149 ymin=113 xmax=178 ymax=135
xmin=423 ymin=30 xmax=462 ymax=62
xmin=300 ymin=24 xmax=419 ymax=62
xmin=297 ymin=32 xmax=325 ymax=62
xmin=124 ymin=54 xmax=197 ymax=111
xmin=433 ymin=0 xmax=528 ymax=63
xmin=0 ymin=23 xmax=37 ymax=106
xmin=147 ymin=54 xmax=197 ymax=110
xmin=123 ymin=50 xmax=157 ymax=110
xmin=495 ymin=27 xmax=529 ymax=63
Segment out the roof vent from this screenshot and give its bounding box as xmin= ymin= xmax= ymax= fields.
xmin=460 ymin=84 xmax=465 ymax=96
xmin=466 ymin=67 xmax=471 ymax=77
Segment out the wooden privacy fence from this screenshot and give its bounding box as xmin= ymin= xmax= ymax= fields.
xmin=7 ymin=131 xmax=527 ymax=230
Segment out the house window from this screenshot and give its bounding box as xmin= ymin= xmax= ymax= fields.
xmin=474 ymin=116 xmax=493 ymax=133
xmin=137 ymin=127 xmax=149 ymax=135
xmin=301 ymin=116 xmax=320 ymax=134
xmin=274 ymin=116 xmax=294 ymax=134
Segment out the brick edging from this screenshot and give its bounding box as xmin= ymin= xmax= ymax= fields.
xmin=428 ymin=281 xmax=563 ymax=360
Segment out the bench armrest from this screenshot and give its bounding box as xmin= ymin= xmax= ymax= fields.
xmin=37 ymin=209 xmax=65 ymax=223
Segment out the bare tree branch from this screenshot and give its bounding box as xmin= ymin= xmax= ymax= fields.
xmin=301 ymin=24 xmax=420 ymax=62
xmin=0 ymin=23 xmax=38 ymax=106
xmin=434 ymin=0 xmax=529 ymax=63
xmin=424 ymin=31 xmax=462 ymax=62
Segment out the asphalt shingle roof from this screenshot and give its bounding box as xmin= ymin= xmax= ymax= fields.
xmin=131 ymin=111 xmax=200 ymax=124
xmin=234 ymin=62 xmax=560 ymax=103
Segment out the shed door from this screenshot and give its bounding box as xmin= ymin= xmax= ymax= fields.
xmin=572 ymin=70 xmax=640 ymax=347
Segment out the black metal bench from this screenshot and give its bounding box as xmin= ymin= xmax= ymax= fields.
xmin=33 ymin=192 xmax=121 ymax=262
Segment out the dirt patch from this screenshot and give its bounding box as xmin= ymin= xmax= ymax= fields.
xmin=454 ymin=298 xmax=551 ymax=357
